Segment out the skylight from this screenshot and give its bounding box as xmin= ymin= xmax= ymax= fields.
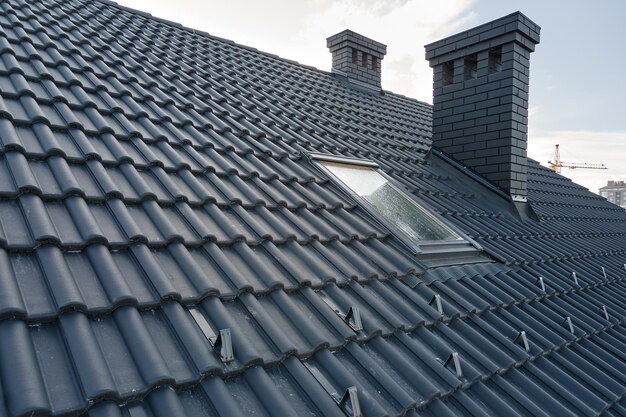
xmin=317 ymin=158 xmax=461 ymax=243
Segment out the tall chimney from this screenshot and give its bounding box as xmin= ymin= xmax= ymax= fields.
xmin=327 ymin=30 xmax=386 ymax=89
xmin=425 ymin=12 xmax=540 ymax=201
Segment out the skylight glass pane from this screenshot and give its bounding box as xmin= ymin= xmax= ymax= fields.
xmin=323 ymin=162 xmax=460 ymax=242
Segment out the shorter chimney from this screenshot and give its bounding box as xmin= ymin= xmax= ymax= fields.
xmin=327 ymin=30 xmax=386 ymax=89
xmin=425 ymin=12 xmax=540 ymax=201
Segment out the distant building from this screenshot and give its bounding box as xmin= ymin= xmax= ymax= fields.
xmin=599 ymin=180 xmax=626 ymax=208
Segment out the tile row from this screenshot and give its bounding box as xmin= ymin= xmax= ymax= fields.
xmin=0 ymin=240 xmax=421 ymax=320
xmin=0 ymin=191 xmax=400 ymax=249
xmin=2 ymin=286 xmax=626 ymax=416
xmin=0 ymin=150 xmax=359 ymax=209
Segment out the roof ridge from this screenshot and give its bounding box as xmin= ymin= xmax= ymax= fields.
xmin=89 ymin=0 xmax=325 ymax=74
xmin=89 ymin=0 xmax=431 ymax=107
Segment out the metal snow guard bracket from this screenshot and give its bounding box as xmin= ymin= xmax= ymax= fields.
xmin=514 ymin=330 xmax=530 ymax=352
xmin=429 ymin=294 xmax=444 ymax=315
xmin=213 ymin=328 xmax=234 ymax=363
xmin=444 ymin=351 xmax=463 ymax=378
xmin=345 ymin=306 xmax=363 ymax=332
xmin=337 ymin=386 xmax=363 ymax=417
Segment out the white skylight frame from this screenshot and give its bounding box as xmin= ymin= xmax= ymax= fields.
xmin=311 ymin=153 xmax=480 ymax=256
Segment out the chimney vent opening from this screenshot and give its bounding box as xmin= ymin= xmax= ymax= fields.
xmin=442 ymin=61 xmax=454 ymax=86
xmin=361 ymin=52 xmax=368 ymax=67
xmin=371 ymin=56 xmax=378 ymax=70
xmin=352 ymin=48 xmax=358 ymax=64
xmin=464 ymin=54 xmax=478 ymax=80
xmin=489 ymin=46 xmax=503 ymax=73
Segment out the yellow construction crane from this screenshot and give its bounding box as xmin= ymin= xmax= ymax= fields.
xmin=548 ymin=144 xmax=607 ymax=173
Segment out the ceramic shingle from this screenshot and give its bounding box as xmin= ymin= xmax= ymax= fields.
xmin=0 ymin=1 xmax=626 ymax=417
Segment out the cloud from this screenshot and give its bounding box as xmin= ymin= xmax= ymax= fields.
xmin=385 ymin=55 xmax=419 ymax=98
xmin=528 ymin=129 xmax=626 ymax=193
xmin=354 ymin=0 xmax=413 ymax=17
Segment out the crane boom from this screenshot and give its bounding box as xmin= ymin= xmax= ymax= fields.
xmin=558 ymin=162 xmax=607 ymax=170
xmin=548 ymin=144 xmax=607 ymax=173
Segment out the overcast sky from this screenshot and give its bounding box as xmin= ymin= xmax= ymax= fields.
xmin=115 ymin=0 xmax=626 ymax=194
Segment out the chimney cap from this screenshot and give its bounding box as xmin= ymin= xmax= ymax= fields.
xmin=327 ymin=29 xmax=387 ymax=58
xmin=425 ymin=11 xmax=540 ymax=66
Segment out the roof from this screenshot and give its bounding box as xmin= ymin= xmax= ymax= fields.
xmin=1 ymin=1 xmax=626 ymax=416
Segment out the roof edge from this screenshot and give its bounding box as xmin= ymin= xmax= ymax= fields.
xmin=92 ymin=0 xmax=432 ymax=107
xmin=92 ymin=0 xmax=326 ymax=73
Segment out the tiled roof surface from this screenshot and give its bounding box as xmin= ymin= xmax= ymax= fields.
xmin=1 ymin=1 xmax=626 ymax=416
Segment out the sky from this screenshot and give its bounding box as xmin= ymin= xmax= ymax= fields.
xmin=114 ymin=0 xmax=626 ymax=193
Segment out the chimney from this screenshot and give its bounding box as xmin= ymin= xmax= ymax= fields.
xmin=425 ymin=12 xmax=540 ymax=202
xmin=327 ymin=30 xmax=386 ymax=89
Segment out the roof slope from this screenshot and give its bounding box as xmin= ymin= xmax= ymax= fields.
xmin=1 ymin=1 xmax=626 ymax=416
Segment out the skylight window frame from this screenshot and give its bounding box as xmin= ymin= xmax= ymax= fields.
xmin=311 ymin=153 xmax=480 ymax=256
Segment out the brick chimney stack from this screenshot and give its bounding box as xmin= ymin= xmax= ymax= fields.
xmin=425 ymin=12 xmax=540 ymax=202
xmin=327 ymin=30 xmax=387 ymax=89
